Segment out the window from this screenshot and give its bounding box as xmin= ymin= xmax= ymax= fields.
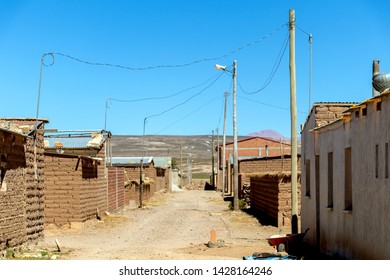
xmin=305 ymin=159 xmax=310 ymax=197
xmin=362 ymin=107 xmax=367 ymax=116
xmin=327 ymin=152 xmax=333 ymax=208
xmin=156 ymin=168 xmax=165 ymax=177
xmin=82 ymin=158 xmax=98 ymax=179
xmin=376 ymin=101 xmax=382 ymax=111
xmin=355 ymin=110 xmax=359 ymax=118
xmin=344 ymin=147 xmax=352 ymax=211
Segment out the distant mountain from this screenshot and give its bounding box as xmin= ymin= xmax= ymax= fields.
xmin=248 ymin=129 xmax=289 ymax=140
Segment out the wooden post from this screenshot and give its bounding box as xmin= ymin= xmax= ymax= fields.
xmin=222 ymin=91 xmax=228 ymax=197
xmin=289 ymin=9 xmax=298 ymax=234
xmin=232 ymin=60 xmax=239 ymax=211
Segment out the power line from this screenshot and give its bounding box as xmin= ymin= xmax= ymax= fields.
xmin=238 ymin=95 xmax=307 ymax=114
xmin=238 ymin=31 xmax=289 ymax=95
xmin=216 ymin=91 xmax=229 ymax=130
xmin=296 ymin=24 xmax=311 ymax=36
xmin=107 ymin=72 xmax=222 ymax=104
xmin=144 ymin=72 xmax=224 ymax=121
xmin=154 ymin=95 xmax=223 ymax=135
xmin=45 ymin=23 xmax=288 ymax=71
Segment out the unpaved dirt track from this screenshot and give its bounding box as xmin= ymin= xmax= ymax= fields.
xmin=42 ymin=189 xmax=287 ymax=260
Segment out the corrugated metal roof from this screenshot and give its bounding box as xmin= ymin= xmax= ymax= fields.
xmin=230 ymin=156 xmax=262 ymax=164
xmin=111 ymin=157 xmax=153 ymax=166
xmin=153 ymin=157 xmax=172 ymax=168
xmin=44 ymin=130 xmax=109 ymax=149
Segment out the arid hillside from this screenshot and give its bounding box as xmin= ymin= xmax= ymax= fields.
xmin=109 ymin=135 xmax=249 ymax=175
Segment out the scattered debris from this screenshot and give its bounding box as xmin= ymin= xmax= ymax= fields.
xmin=243 ymin=252 xmax=297 ymax=260
xmin=206 ymin=239 xmax=225 ymax=248
xmin=55 ymin=238 xmax=62 ymax=252
xmin=171 ymin=184 xmax=183 ymax=192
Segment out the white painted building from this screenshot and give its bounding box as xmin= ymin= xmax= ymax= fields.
xmin=301 ymin=93 xmax=390 ymax=259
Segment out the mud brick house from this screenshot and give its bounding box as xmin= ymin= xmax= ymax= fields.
xmin=238 ymin=155 xmax=301 ymax=197
xmin=301 ymin=61 xmax=390 ymax=259
xmin=0 ymin=118 xmax=48 ymax=250
xmin=44 ymin=130 xmax=111 ymax=225
xmin=236 ymin=155 xmax=301 ymax=227
xmin=153 ymin=157 xmax=172 ymax=191
xmin=111 ymin=157 xmax=168 ymax=207
xmin=217 ymin=136 xmax=294 ymax=194
xmin=249 ymin=172 xmax=301 ymax=228
xmin=111 ymin=157 xmax=154 ymax=207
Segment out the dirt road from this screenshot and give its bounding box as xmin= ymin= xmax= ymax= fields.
xmin=42 ymin=189 xmax=287 ymax=260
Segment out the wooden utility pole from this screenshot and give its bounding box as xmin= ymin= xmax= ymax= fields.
xmin=216 ymin=128 xmax=219 ymax=189
xmin=289 ymin=9 xmax=298 ymax=234
xmin=180 ymin=142 xmax=183 ymax=187
xmin=211 ymin=130 xmax=215 ymax=187
xmin=232 ymin=60 xmax=239 ymax=211
xmin=222 ymin=91 xmax=228 ymax=197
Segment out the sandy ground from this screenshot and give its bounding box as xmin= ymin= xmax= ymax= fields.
xmin=40 ymin=189 xmax=290 ymax=260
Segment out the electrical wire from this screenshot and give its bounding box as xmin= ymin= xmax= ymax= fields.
xmin=296 ymin=24 xmax=311 ymax=37
xmin=216 ymin=91 xmax=228 ymax=130
xmin=107 ymin=72 xmax=222 ymax=104
xmin=144 ymin=71 xmax=224 ymax=121
xmin=215 ymin=77 xmax=233 ymax=130
xmin=47 ymin=24 xmax=288 ymax=71
xmin=238 ymin=95 xmax=307 ymax=114
xmin=154 ymin=95 xmax=223 ymax=135
xmin=238 ymin=31 xmax=289 ymax=95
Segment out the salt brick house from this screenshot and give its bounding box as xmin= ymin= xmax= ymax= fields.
xmin=43 ymin=130 xmax=115 ymax=226
xmin=301 ymin=95 xmax=390 ymax=258
xmin=0 ymin=118 xmax=48 ymax=250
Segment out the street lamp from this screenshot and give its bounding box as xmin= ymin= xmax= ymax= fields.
xmin=215 ymin=60 xmax=239 ymax=211
xmin=215 ymin=64 xmax=227 ymax=71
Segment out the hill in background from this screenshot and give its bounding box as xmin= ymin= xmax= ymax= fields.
xmin=109 ymin=130 xmax=291 ymax=176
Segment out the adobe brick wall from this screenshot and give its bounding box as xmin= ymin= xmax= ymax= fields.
xmin=249 ymin=172 xmax=301 ymax=228
xmin=44 ymin=148 xmax=107 ymax=225
xmin=155 ymin=167 xmax=171 ymax=192
xmin=237 ymin=156 xmax=301 ymax=205
xmin=314 ymin=105 xmax=348 ymax=127
xmin=0 ymin=120 xmax=46 ymax=250
xmin=25 ymin=126 xmax=46 ymax=242
xmin=107 ymin=167 xmax=125 ymax=213
xmin=219 ymin=137 xmax=292 ymax=167
xmin=123 ymin=166 xmax=155 ymax=207
xmin=239 ymin=156 xmax=301 ymax=173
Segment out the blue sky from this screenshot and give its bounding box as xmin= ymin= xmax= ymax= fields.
xmin=1 ymin=0 xmax=389 ymax=137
